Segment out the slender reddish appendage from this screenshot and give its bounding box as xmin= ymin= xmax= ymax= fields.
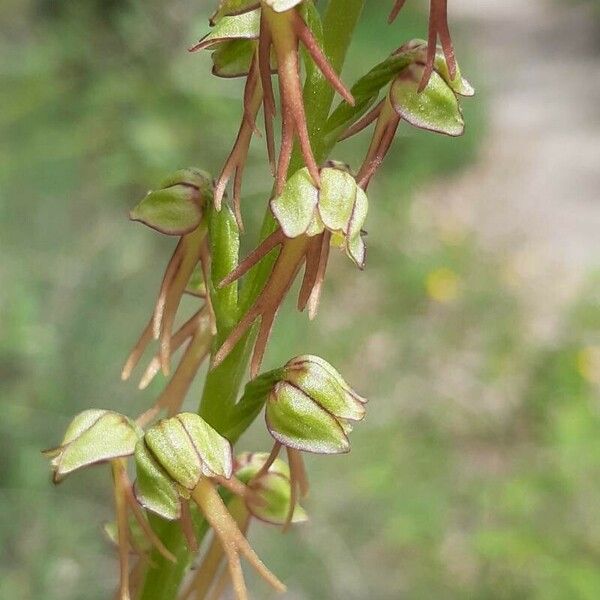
xmin=136 ymin=312 xmax=212 ymax=428
xmin=122 ymin=228 xmax=207 ymax=389
xmin=138 ymin=309 xmax=203 ymax=391
xmin=218 ymin=228 xmax=285 ymax=289
xmin=112 ymin=462 xmax=132 ymax=600
xmin=283 ymin=448 xmax=309 ymax=532
xmin=357 ymin=99 xmax=401 ymax=189
xmin=291 ymin=11 xmax=354 ymax=106
xmin=250 ymin=441 xmax=282 ymax=484
xmin=213 ymin=236 xmax=308 ymax=377
xmin=259 ymin=8 xmax=354 ymax=195
xmin=271 ymin=24 xmax=320 ymax=193
xmin=388 ymin=0 xmax=408 ymax=23
xmin=297 ymin=236 xmax=323 ymax=312
xmin=214 ymin=56 xmax=263 ymax=230
xmin=180 ymin=500 xmax=250 ymax=600
xmin=387 ymin=0 xmax=456 ymax=90
xmin=420 ymin=0 xmax=456 ymax=90
xmin=258 ymin=12 xmax=277 ymax=174
xmin=192 ymin=479 xmax=286 ymax=600
xmin=339 ymin=99 xmax=384 ymax=142
xmin=179 ymin=500 xmax=199 ymax=552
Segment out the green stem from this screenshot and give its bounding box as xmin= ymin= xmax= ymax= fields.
xmin=138 ymin=1 xmax=365 ymax=598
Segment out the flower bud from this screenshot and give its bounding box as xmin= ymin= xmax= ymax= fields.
xmin=129 ymin=168 xmax=212 ymax=236
xmin=270 ymin=165 xmax=368 ymax=267
xmin=235 ymin=452 xmax=308 ymax=525
xmin=134 ymin=413 xmax=233 ymax=519
xmin=265 ymin=355 xmax=366 ymax=454
xmin=43 ymin=410 xmax=141 ymax=483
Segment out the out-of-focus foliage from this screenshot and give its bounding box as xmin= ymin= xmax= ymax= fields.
xmin=2 ymin=1 xmax=600 ymax=599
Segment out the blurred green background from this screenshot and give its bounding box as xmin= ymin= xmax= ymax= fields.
xmin=2 ymin=1 xmax=600 ymax=598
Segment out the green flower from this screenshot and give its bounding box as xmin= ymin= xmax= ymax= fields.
xmin=235 ymin=451 xmax=308 ymax=525
xmin=270 ymin=165 xmax=368 ymax=268
xmin=191 ymin=9 xmax=266 ymax=78
xmin=43 ymin=409 xmax=141 ymax=483
xmin=129 ymin=168 xmax=212 ymax=236
xmin=134 ymin=412 xmax=233 ymax=519
xmin=266 ymin=355 xmax=367 ymax=454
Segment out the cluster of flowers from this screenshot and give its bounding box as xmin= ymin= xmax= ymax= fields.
xmin=45 ymin=355 xmax=364 ymax=599
xmin=45 ymin=1 xmax=472 ymax=598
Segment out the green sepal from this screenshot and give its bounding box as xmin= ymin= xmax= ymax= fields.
xmin=284 ymin=357 xmax=366 ymax=422
xmin=43 ymin=410 xmax=141 ymax=483
xmin=270 ymin=167 xmax=319 ymax=238
xmin=390 ymin=64 xmax=464 ymax=137
xmin=212 ymin=39 xmax=277 ymax=78
xmin=317 ymin=167 xmax=357 ymax=234
xmin=177 ymin=413 xmax=233 ymax=479
xmin=434 ymin=51 xmax=475 ymax=97
xmin=266 ymin=381 xmax=350 ymax=454
xmin=130 ymin=186 xmax=203 ymax=236
xmin=235 ymin=452 xmax=308 ymax=525
xmin=134 ymin=440 xmax=181 ymax=521
xmin=159 ymin=168 xmax=213 ymax=193
xmin=144 ymin=414 xmax=233 ymax=492
xmin=212 ymin=39 xmax=255 ymax=78
xmin=345 ymin=186 xmax=368 ymax=268
xmin=144 ymin=418 xmax=202 ymax=491
xmin=288 ymin=355 xmax=367 ymax=405
xmin=194 ymin=9 xmax=260 ymax=52
xmin=346 ymin=232 xmax=366 ymax=269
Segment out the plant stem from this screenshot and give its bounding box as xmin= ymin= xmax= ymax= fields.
xmin=137 ymin=2 xmax=365 ymax=598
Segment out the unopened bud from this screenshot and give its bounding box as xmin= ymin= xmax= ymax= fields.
xmin=265 ymin=355 xmax=367 ymax=454
xmin=235 ymin=452 xmax=308 ymax=525
xmin=134 ymin=413 xmax=233 ymax=520
xmin=129 ymin=168 xmax=212 ymax=235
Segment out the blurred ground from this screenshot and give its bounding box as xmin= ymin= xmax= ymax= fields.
xmin=437 ymin=0 xmax=600 ymax=339
xmin=1 ymin=1 xmax=600 ymax=599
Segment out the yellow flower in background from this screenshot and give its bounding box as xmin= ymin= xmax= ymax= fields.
xmin=426 ymin=267 xmax=461 ymax=304
xmin=577 ymin=346 xmax=600 ymax=384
